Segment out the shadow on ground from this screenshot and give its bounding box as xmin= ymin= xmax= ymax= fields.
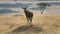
xmin=12 ymin=25 xmax=42 ymax=32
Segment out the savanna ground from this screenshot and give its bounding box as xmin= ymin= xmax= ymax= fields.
xmin=0 ymin=14 xmax=60 ymax=34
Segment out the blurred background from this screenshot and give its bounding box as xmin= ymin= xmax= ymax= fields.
xmin=0 ymin=0 xmax=60 ymax=15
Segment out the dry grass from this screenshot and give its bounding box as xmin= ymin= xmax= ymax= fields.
xmin=0 ymin=14 xmax=60 ymax=34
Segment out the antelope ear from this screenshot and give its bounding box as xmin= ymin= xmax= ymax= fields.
xmin=47 ymin=4 xmax=51 ymax=6
xmin=21 ymin=6 xmax=28 ymax=9
xmin=21 ymin=7 xmax=24 ymax=9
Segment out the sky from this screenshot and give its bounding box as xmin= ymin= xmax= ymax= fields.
xmin=0 ymin=0 xmax=60 ymax=1
xmin=0 ymin=0 xmax=60 ymax=15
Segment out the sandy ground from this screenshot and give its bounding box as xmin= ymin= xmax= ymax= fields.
xmin=0 ymin=14 xmax=60 ymax=34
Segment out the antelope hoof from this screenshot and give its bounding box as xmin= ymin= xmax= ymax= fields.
xmin=28 ymin=24 xmax=33 ymax=27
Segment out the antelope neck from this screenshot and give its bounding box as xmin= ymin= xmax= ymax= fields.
xmin=24 ymin=9 xmax=27 ymax=13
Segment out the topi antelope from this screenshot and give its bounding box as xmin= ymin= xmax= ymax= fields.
xmin=22 ymin=7 xmax=33 ymax=26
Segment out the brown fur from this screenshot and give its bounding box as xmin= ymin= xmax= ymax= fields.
xmin=22 ymin=8 xmax=33 ymax=26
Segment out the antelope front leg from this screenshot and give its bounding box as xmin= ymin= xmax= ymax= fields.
xmin=29 ymin=18 xmax=33 ymax=26
xmin=26 ymin=17 xmax=30 ymax=25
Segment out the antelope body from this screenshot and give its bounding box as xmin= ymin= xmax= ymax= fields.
xmin=22 ymin=8 xmax=33 ymax=26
